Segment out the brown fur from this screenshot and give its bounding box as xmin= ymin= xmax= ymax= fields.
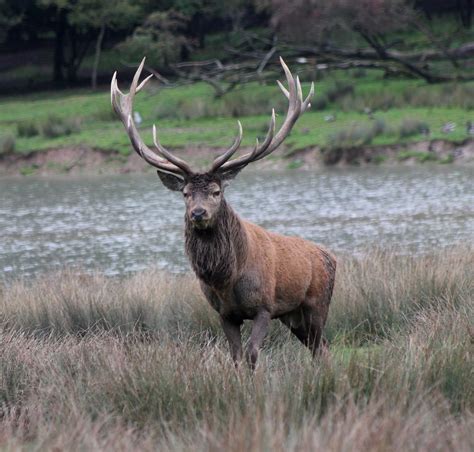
xmin=184 ymin=181 xmax=336 ymax=367
xmin=185 ymin=199 xmax=247 ymax=288
xmin=112 ymin=58 xmax=332 ymax=368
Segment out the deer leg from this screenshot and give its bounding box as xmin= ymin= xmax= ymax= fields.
xmin=302 ymin=307 xmax=328 ymax=357
xmin=220 ymin=316 xmax=243 ymax=366
xmin=246 ymin=310 xmax=271 ymax=369
xmin=281 ymin=308 xmax=327 ymax=358
xmin=291 ymin=321 xmax=325 ymax=357
xmin=279 ymin=308 xmax=311 ymax=348
xmin=305 ymin=319 xmax=324 ymax=357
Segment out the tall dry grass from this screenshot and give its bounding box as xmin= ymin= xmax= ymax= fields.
xmin=0 ymin=248 xmax=472 ymax=451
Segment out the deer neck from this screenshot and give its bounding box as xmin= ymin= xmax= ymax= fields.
xmin=185 ymin=200 xmax=247 ymax=288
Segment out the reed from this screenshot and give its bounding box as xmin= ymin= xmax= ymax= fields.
xmin=0 ymin=248 xmax=472 ymax=450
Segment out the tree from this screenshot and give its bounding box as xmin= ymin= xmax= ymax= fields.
xmin=259 ymin=0 xmax=474 ymax=83
xmin=0 ymin=0 xmax=23 ymax=43
xmin=118 ymin=10 xmax=190 ymax=68
xmin=69 ymin=0 xmax=140 ymax=89
xmin=40 ymin=0 xmax=88 ymax=83
xmin=40 ymin=0 xmax=140 ymax=86
xmin=212 ymin=0 xmax=255 ymax=32
xmin=415 ymin=0 xmax=473 ymax=28
xmin=260 ymin=0 xmax=410 ymax=45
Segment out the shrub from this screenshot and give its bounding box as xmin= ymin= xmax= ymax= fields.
xmin=41 ymin=116 xmax=82 ymax=138
xmin=312 ymin=94 xmax=329 ymax=110
xmin=369 ymin=92 xmax=398 ymax=111
xmin=154 ymin=98 xmax=180 ymax=119
xmin=397 ymin=150 xmax=438 ymax=162
xmin=326 ymin=80 xmax=354 ymax=103
xmin=0 ymin=134 xmax=15 ymax=154
xmin=91 ymin=107 xmax=117 ymax=122
xmin=19 ymin=164 xmax=39 ymax=176
xmin=220 ymin=90 xmax=286 ymax=117
xmin=439 ymin=154 xmax=455 ymax=164
xmin=398 ymin=118 xmax=429 ymax=138
xmin=351 ymin=68 xmax=367 ymax=78
xmin=315 ymin=81 xmax=355 ymax=111
xmin=17 ymin=121 xmax=40 ymax=137
xmin=327 ymin=119 xmax=386 ymax=150
xmin=371 ymin=118 xmax=386 ymax=135
xmin=154 ymin=90 xmax=286 ymax=120
xmin=405 ymin=83 xmax=474 ymax=109
xmin=179 ymin=98 xmax=214 ymax=119
xmin=287 ymin=160 xmax=304 ymax=169
xmin=339 ymin=90 xmax=400 ymax=112
xmin=372 ymin=154 xmax=388 ymax=164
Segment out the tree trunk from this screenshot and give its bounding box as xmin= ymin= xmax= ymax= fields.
xmin=458 ymin=0 xmax=472 ymax=28
xmin=53 ymin=9 xmax=66 ymax=83
xmin=92 ymin=23 xmax=106 ymax=90
xmin=65 ymin=27 xmax=91 ymax=84
xmin=65 ymin=26 xmax=78 ymax=84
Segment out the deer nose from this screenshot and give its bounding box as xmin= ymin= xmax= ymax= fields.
xmin=191 ymin=208 xmax=207 ymax=220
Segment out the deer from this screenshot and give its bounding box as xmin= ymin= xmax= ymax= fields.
xmin=111 ymin=57 xmax=336 ymax=368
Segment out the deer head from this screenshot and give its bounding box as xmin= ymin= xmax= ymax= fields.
xmin=111 ymin=58 xmax=314 ymax=229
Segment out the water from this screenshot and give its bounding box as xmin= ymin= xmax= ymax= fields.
xmin=1 ymin=166 xmax=473 ymax=279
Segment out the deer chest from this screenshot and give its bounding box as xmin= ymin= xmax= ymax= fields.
xmin=208 ymin=273 xmax=267 ymax=320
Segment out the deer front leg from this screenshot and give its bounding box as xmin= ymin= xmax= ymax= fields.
xmin=220 ymin=316 xmax=243 ymax=366
xmin=246 ymin=310 xmax=271 ymax=369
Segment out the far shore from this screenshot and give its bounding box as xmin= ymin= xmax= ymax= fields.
xmin=1 ymin=138 xmax=473 ymax=176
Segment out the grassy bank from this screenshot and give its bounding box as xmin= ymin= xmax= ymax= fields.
xmin=1 ymin=248 xmax=472 ymax=450
xmin=1 ymin=70 xmax=474 ymax=165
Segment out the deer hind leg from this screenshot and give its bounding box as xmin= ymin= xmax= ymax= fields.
xmin=302 ymin=308 xmax=326 ymax=357
xmin=280 ymin=305 xmax=327 ymax=358
xmin=298 ymin=252 xmax=335 ymax=357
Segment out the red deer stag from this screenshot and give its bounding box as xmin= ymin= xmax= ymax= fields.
xmin=111 ymin=58 xmax=336 ymax=368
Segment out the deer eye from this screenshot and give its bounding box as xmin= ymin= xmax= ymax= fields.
xmin=212 ymin=190 xmax=221 ymax=197
xmin=183 ymin=192 xmax=190 ymax=198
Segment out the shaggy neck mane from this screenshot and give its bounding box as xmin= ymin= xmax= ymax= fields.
xmin=185 ymin=199 xmax=247 ymax=288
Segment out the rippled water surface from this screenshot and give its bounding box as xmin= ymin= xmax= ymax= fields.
xmin=1 ymin=166 xmax=473 ymax=278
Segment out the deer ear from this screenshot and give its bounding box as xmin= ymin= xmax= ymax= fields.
xmin=219 ymin=167 xmax=243 ymax=186
xmin=157 ymin=171 xmax=186 ymax=191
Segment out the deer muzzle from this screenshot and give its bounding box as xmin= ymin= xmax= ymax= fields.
xmin=190 ymin=207 xmax=211 ymax=228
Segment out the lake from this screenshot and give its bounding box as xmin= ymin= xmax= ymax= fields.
xmin=1 ymin=166 xmax=473 ymax=279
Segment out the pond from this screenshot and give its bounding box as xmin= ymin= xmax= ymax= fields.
xmin=1 ymin=166 xmax=473 ymax=279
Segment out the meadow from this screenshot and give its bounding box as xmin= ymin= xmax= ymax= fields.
xmin=1 ymin=247 xmax=472 ymax=450
xmin=1 ymin=69 xmax=474 ymax=163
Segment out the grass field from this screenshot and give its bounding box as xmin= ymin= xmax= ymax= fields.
xmin=1 ymin=69 xmax=474 ymax=159
xmin=1 ymin=248 xmax=472 ymax=450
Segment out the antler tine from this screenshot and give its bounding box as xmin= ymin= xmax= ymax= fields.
xmin=137 ymin=74 xmax=153 ymax=93
xmin=152 ymin=125 xmax=193 ymax=174
xmin=296 ymin=76 xmax=303 ymax=105
xmin=113 ymin=57 xmax=312 ymax=178
xmin=276 ymin=79 xmax=289 ymax=99
xmin=256 ymin=108 xmax=276 ymax=154
xmin=210 ymin=121 xmax=243 ymax=171
xmin=214 ymin=58 xmax=313 ymax=174
xmin=110 ymin=58 xmax=194 ymax=177
xmin=129 ymin=58 xmax=143 ymax=100
xmin=211 ymin=109 xmax=276 ymax=171
xmin=250 ymin=59 xmax=305 ymax=162
xmin=302 ymin=82 xmax=314 ymax=111
xmin=280 ymin=57 xmax=297 ymax=104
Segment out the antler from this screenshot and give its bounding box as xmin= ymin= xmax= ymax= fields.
xmin=111 ymin=58 xmax=194 ymax=176
xmin=211 ymin=57 xmax=314 ymax=175
xmin=112 ymin=57 xmax=313 ymax=178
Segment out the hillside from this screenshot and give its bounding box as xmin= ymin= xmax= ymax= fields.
xmin=1 ymin=68 xmax=474 ymax=174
